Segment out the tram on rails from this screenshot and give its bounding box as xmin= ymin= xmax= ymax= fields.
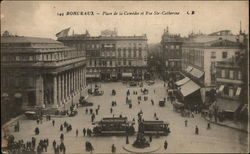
xmin=140 ymin=120 xmax=170 ymax=136
xmin=92 ymin=117 xmax=135 ymax=136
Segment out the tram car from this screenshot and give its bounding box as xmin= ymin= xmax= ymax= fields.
xmin=92 ymin=117 xmax=135 ymax=136
xmin=140 ymin=120 xmax=170 ymax=136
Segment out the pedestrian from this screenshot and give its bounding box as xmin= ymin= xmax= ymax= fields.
xmin=36 ymin=119 xmax=39 ymax=125
xmin=95 ymin=109 xmax=98 ymax=115
xmin=151 ymin=99 xmax=154 ymax=105
xmin=195 ymin=126 xmax=199 ymax=135
xmin=185 ymin=120 xmax=188 ymax=127
xmin=191 ymin=112 xmax=194 ymax=118
xmin=86 ymin=108 xmax=88 ymax=114
xmin=164 ymin=140 xmax=168 ymax=150
xmin=126 ymin=135 xmax=129 ymax=144
xmin=17 ymin=121 xmax=20 ymax=131
xmin=138 ymin=101 xmax=140 ymax=105
xmin=111 ymin=144 xmax=116 ymax=153
xmin=53 ymin=140 xmax=56 ymax=149
xmin=207 ymin=123 xmax=211 ymax=129
xmin=60 ymin=124 xmax=63 ymax=131
xmin=76 ymin=129 xmax=78 ymax=137
xmin=154 ymin=112 xmax=157 ymax=118
xmin=110 ymin=108 xmax=113 ymax=114
xmin=90 ymin=108 xmax=93 ymax=114
xmin=35 ymin=127 xmax=39 ymax=135
xmin=52 ymin=120 xmax=55 ymax=126
xmin=60 ymin=133 xmax=64 ymax=141
xmin=149 ymin=135 xmax=152 ymax=142
xmin=97 ymin=105 xmax=100 ymax=110
xmin=83 ymin=128 xmax=86 ymax=136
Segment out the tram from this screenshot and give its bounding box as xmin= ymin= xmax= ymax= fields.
xmin=92 ymin=117 xmax=135 ymax=136
xmin=140 ymin=120 xmax=170 ymax=136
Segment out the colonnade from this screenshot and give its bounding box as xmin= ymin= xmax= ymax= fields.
xmin=53 ymin=66 xmax=86 ymax=106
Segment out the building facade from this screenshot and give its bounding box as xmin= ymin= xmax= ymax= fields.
xmin=181 ymin=30 xmax=245 ymax=102
xmin=58 ymin=30 xmax=148 ymax=81
xmin=1 ymin=33 xmax=87 ymax=120
xmin=161 ymin=27 xmax=183 ymax=81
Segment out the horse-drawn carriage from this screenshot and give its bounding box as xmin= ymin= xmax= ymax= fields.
xmin=140 ymin=120 xmax=170 ymax=136
xmin=142 ymin=88 xmax=149 ymax=95
xmin=88 ymin=88 xmax=104 ymax=96
xmin=25 ymin=111 xmax=39 ymax=120
xmin=111 ymin=89 xmax=116 ymax=96
xmin=159 ymin=99 xmax=166 ymax=107
xmin=173 ymin=101 xmax=185 ymax=112
xmin=79 ymin=96 xmax=93 ymax=107
xmin=85 ymin=141 xmax=94 ymax=152
xmin=92 ymin=117 xmax=135 ymax=136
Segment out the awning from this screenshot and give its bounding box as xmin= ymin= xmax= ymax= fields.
xmin=189 ymin=67 xmax=204 ymax=78
xmin=1 ymin=93 xmax=9 ymax=97
xmin=185 ymin=66 xmax=193 ymax=72
xmin=218 ymin=85 xmax=224 ymax=92
xmin=122 ymin=73 xmax=132 ymax=78
xmin=215 ymin=98 xmax=241 ymax=113
xmin=180 ymin=80 xmax=200 ymax=97
xmin=240 ymin=104 xmax=248 ymax=112
xmin=173 ymin=101 xmax=185 ymax=108
xmin=235 ymin=87 xmax=241 ymax=96
xmin=14 ymin=93 xmax=22 ymax=98
xmin=175 ymin=77 xmax=190 ymax=86
xmin=86 ymin=74 xmax=100 ymax=78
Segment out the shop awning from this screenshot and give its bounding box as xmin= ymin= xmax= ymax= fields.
xmin=122 ymin=73 xmax=132 ymax=78
xmin=189 ymin=67 xmax=204 ymax=78
xmin=216 ymin=98 xmax=241 ymax=113
xmin=1 ymin=93 xmax=9 ymax=97
xmin=185 ymin=66 xmax=193 ymax=72
xmin=86 ymin=74 xmax=100 ymax=78
xmin=240 ymin=104 xmax=248 ymax=113
xmin=235 ymin=87 xmax=241 ymax=96
xmin=218 ymin=85 xmax=224 ymax=92
xmin=175 ymin=77 xmax=190 ymax=86
xmin=14 ymin=93 xmax=22 ymax=98
xmin=180 ymin=80 xmax=200 ymax=97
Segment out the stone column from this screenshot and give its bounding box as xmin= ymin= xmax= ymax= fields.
xmin=61 ymin=73 xmax=65 ymax=103
xmin=80 ymin=68 xmax=83 ymax=90
xmin=35 ymin=74 xmax=44 ymax=106
xmin=67 ymin=72 xmax=70 ymax=99
xmin=53 ymin=75 xmax=57 ymax=106
xmin=77 ymin=68 xmax=80 ymax=92
xmin=57 ymin=74 xmax=61 ymax=105
xmin=65 ymin=72 xmax=68 ymax=100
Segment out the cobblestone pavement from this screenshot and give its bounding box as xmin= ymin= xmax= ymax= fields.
xmin=4 ymin=80 xmax=249 ymax=153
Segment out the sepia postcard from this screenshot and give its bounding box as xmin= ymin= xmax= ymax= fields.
xmin=1 ymin=1 xmax=249 ymax=153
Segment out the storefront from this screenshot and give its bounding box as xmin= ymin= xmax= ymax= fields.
xmin=176 ymin=79 xmax=202 ymax=108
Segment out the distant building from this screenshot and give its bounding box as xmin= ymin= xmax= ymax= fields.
xmin=161 ymin=26 xmax=184 ymax=81
xmin=1 ymin=33 xmax=87 ymax=121
xmin=58 ymin=30 xmax=148 ymax=81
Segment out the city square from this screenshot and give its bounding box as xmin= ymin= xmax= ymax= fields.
xmin=1 ymin=1 xmax=249 ymax=154
xmin=3 ymin=80 xmax=248 ymax=153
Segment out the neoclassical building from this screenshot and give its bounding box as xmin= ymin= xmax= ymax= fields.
xmin=1 ymin=33 xmax=87 ymax=116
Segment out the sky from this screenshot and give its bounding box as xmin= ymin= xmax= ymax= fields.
xmin=1 ymin=1 xmax=249 ymax=43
